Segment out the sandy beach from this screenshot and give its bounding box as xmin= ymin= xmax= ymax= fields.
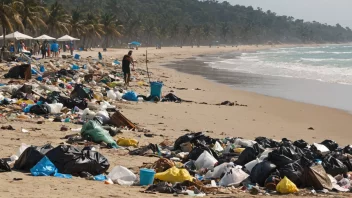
xmin=0 ymin=45 xmax=351 ymax=198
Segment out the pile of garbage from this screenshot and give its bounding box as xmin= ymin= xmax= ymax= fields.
xmin=130 ymin=134 xmax=352 ymax=196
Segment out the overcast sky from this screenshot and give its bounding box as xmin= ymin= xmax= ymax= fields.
xmin=223 ymin=0 xmax=352 ymax=28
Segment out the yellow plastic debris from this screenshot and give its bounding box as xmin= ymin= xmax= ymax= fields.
xmin=154 ymin=166 xmax=193 ymax=183
xmin=234 ymin=148 xmax=245 ymax=154
xmin=276 ymin=176 xmax=299 ymax=194
xmin=16 ymin=99 xmax=35 ymax=105
xmin=116 ymin=138 xmax=139 ymax=147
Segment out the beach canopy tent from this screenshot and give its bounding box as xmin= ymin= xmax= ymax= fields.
xmin=33 ymin=34 xmax=56 ymax=40
xmin=57 ymin=35 xmax=80 ymax=41
xmin=129 ymin=41 xmax=141 ymax=46
xmin=0 ymin=31 xmax=33 ymax=40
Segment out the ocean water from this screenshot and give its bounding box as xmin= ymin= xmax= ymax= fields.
xmin=205 ymin=45 xmax=352 ymax=85
xmin=193 ymin=45 xmax=352 ymax=111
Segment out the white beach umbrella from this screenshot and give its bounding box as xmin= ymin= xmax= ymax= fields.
xmin=33 ymin=34 xmax=56 ymax=40
xmin=0 ymin=31 xmax=33 ymax=40
xmin=56 ymin=35 xmax=80 ymax=41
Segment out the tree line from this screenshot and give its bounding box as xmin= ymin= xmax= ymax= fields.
xmin=1 ymin=0 xmax=352 ymax=49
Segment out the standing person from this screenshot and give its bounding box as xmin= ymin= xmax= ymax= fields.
xmin=69 ymin=41 xmax=74 ymax=55
xmin=9 ymin=42 xmax=15 ymax=53
xmin=46 ymin=42 xmax=51 ymax=57
xmin=17 ymin=41 xmax=23 ymax=53
xmin=41 ymin=41 xmax=47 ymax=59
xmin=34 ymin=41 xmax=39 ymax=55
xmin=122 ymin=50 xmax=135 ymax=87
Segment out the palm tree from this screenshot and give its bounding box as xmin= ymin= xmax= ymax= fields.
xmin=83 ymin=13 xmax=104 ymax=48
xmin=16 ymin=0 xmax=47 ymax=34
xmin=100 ymin=13 xmax=122 ymax=49
xmin=0 ymin=0 xmax=24 ymax=49
xmin=46 ymin=1 xmax=69 ymax=37
xmin=220 ymin=22 xmax=230 ymax=43
xmin=69 ymin=8 xmax=86 ymax=38
xmin=183 ymin=25 xmax=193 ymax=47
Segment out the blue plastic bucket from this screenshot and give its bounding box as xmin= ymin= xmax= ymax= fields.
xmin=150 ymin=82 xmax=163 ymax=98
xmin=39 ymin=65 xmax=45 ymax=73
xmin=74 ymin=54 xmax=81 ymax=60
xmin=139 ymin=168 xmax=155 ymax=186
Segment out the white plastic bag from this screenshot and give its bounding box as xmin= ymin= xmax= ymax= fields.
xmin=108 ymin=166 xmax=137 ymax=186
xmin=213 ymin=141 xmax=224 ymax=152
xmin=115 ymin=91 xmax=123 ymax=100
xmin=95 ymin=110 xmax=110 ymax=124
xmin=107 ymin=90 xmax=117 ymax=100
xmin=219 ymin=166 xmax=249 ymax=187
xmin=234 ymin=139 xmax=257 ymax=147
xmin=205 ymin=162 xmax=234 ymax=179
xmin=17 ymin=143 xmax=30 ymax=157
xmin=245 ymin=158 xmax=262 ymax=173
xmin=46 ymin=103 xmax=63 ymax=114
xmin=81 ymin=108 xmax=96 ymax=120
xmin=313 ymin=143 xmax=330 ymax=156
xmin=195 ymin=151 xmax=218 ymax=170
xmin=259 ymin=149 xmax=273 ymax=161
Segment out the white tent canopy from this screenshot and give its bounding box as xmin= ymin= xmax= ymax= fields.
xmin=33 ymin=34 xmax=56 ymax=40
xmin=57 ymin=35 xmax=80 ymax=41
xmin=0 ymin=31 xmax=33 ymax=40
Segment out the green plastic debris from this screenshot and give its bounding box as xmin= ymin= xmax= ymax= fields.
xmin=81 ymin=120 xmax=118 ymax=148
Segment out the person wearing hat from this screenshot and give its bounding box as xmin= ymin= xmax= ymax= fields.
xmin=122 ymin=50 xmax=135 ymax=86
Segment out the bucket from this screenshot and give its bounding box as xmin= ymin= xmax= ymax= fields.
xmin=139 ymin=168 xmax=155 ymax=186
xmin=39 ymin=65 xmax=45 ymax=73
xmin=74 ymin=54 xmax=81 ymax=60
xmin=150 ymin=81 xmax=163 ymax=98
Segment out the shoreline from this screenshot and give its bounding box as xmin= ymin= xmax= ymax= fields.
xmin=163 ymin=52 xmax=352 ymax=113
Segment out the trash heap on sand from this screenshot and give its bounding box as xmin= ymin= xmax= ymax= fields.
xmin=0 ymin=54 xmax=351 ymax=196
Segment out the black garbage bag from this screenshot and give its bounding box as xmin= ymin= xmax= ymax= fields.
xmin=293 ymin=139 xmax=308 ymax=149
xmin=57 ymin=69 xmax=77 ymax=78
xmin=46 ymin=91 xmax=62 ymax=104
xmin=11 ymin=84 xmax=33 ymax=99
xmin=29 ymin=104 xmax=49 ymax=115
xmin=70 ymin=84 xmax=94 ymax=100
xmin=342 ymin=158 xmax=352 ymax=171
xmin=161 ymin=93 xmax=182 ymax=102
xmin=4 ymin=64 xmax=30 ymax=79
xmin=61 ymin=97 xmax=87 ymax=110
xmin=255 ymin=137 xmax=280 ymax=148
xmin=322 ymin=155 xmax=348 ymax=176
xmin=321 ymin=140 xmax=338 ymax=151
xmin=250 ymin=161 xmax=277 ymax=187
xmin=14 ymin=144 xmax=53 ymax=171
xmin=174 ymin=132 xmax=203 ymax=150
xmin=0 ymin=159 xmax=11 ymax=172
xmin=46 ymin=145 xmax=109 ymax=175
xmin=188 ymin=145 xmax=219 ymax=161
xmin=279 ymin=161 xmax=304 ymax=187
xmin=146 ymin=182 xmax=177 ymax=194
xmin=301 ymin=164 xmax=332 ymax=190
xmin=343 ymin=145 xmax=352 ymax=155
xmin=268 ymin=145 xmax=303 ymax=167
xmin=235 ymin=144 xmax=264 ymax=166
